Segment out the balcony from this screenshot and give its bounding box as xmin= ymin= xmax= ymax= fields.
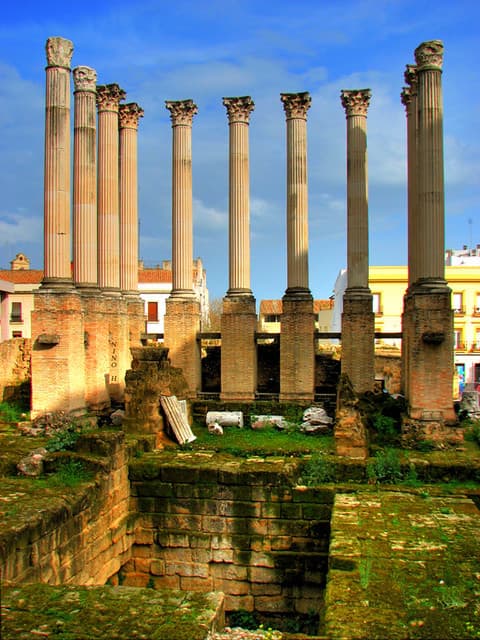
xmin=10 ymin=315 xmax=22 ymax=323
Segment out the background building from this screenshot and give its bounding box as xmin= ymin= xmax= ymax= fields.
xmin=0 ymin=254 xmax=209 ymax=342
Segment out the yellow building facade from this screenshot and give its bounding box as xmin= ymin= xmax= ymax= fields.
xmin=369 ymin=265 xmax=480 ymax=393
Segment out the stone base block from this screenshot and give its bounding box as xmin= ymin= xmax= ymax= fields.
xmin=403 ymin=285 xmax=455 ymax=423
xmin=164 ymin=297 xmax=201 ymax=397
xmin=279 ymin=296 xmax=314 ymax=402
xmin=341 ymin=291 xmax=374 ymax=394
xmin=221 ymin=296 xmax=257 ymax=401
xmin=31 ymin=290 xmax=86 ymax=417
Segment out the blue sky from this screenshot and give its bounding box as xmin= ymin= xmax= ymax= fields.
xmin=0 ymin=0 xmax=479 ymax=303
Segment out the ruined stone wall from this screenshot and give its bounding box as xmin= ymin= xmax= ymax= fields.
xmin=0 ymin=432 xmax=133 ymax=585
xmin=0 ymin=338 xmax=31 ymax=404
xmin=126 ymin=457 xmax=332 ymax=616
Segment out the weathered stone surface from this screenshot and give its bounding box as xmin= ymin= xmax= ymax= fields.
xmin=16 ymin=447 xmax=48 ymax=476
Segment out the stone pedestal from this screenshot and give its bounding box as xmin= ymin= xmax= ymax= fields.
xmin=83 ymin=293 xmax=111 ymax=411
xmin=279 ymin=296 xmax=315 ymax=402
xmin=341 ymin=291 xmax=375 ymax=395
xmin=31 ymin=291 xmax=86 ymax=418
xmin=220 ymin=296 xmax=257 ymax=401
xmin=105 ymin=295 xmax=129 ymax=404
xmin=163 ymin=298 xmax=201 ymax=397
xmin=403 ymin=287 xmax=455 ymax=423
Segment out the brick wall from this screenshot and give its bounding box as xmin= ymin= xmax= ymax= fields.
xmin=280 ymin=297 xmax=315 ymax=402
xmin=0 ymin=432 xmax=133 ymax=585
xmin=0 ymin=338 xmax=31 ymax=404
xmin=221 ymin=296 xmax=257 ymax=401
xmin=126 ymin=457 xmax=332 ymax=616
xmin=341 ymin=295 xmax=375 ymax=393
xmin=164 ymin=298 xmax=201 ymax=397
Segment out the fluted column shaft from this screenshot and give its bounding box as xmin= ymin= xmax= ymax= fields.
xmin=119 ymin=103 xmax=144 ymax=295
xmin=415 ymin=40 xmax=445 ymax=285
xmin=73 ymin=66 xmax=97 ymax=289
xmin=281 ymin=92 xmax=311 ymax=295
xmin=96 ymin=84 xmax=125 ymax=293
xmin=341 ymin=89 xmax=371 ymax=292
xmin=401 ymin=65 xmax=418 ymax=288
xmin=165 ymin=100 xmax=198 ymax=297
xmin=223 ymin=96 xmax=254 ymax=296
xmin=43 ymin=37 xmax=73 ymax=287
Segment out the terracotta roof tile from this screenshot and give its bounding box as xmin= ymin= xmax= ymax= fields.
xmin=138 ymin=269 xmax=173 ymax=283
xmin=0 ymin=270 xmax=43 ymax=284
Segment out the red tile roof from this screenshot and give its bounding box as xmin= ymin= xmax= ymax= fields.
xmin=138 ymin=269 xmax=173 ymax=283
xmin=0 ymin=270 xmax=43 ymax=284
xmin=260 ymin=299 xmax=334 ymax=314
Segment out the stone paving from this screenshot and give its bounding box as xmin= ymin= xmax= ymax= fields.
xmin=325 ymin=489 xmax=480 ymax=639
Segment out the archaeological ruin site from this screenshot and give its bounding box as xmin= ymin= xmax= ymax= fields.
xmin=1 ymin=37 xmax=480 ymax=640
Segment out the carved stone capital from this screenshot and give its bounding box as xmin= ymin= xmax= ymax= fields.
xmin=280 ymin=92 xmax=311 ymax=119
xmin=96 ymin=84 xmax=126 ymax=112
xmin=340 ymin=89 xmax=371 ymax=117
xmin=401 ymin=86 xmax=414 ymax=110
xmin=414 ymin=40 xmax=444 ymax=71
xmin=73 ymin=66 xmax=97 ymax=93
xmin=223 ymin=96 xmax=255 ymax=124
xmin=46 ymin=37 xmax=73 ymax=69
xmin=404 ymin=64 xmax=418 ymax=92
xmin=119 ymin=103 xmax=145 ymax=129
xmin=165 ymin=99 xmax=198 ymax=126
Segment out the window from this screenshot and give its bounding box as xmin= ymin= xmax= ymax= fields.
xmin=475 ymin=293 xmax=480 ymax=314
xmin=264 ymin=314 xmax=280 ymax=323
xmin=147 ymin=301 xmax=158 ymax=322
xmin=452 ymin=292 xmax=463 ymax=314
xmin=10 ymin=302 xmax=22 ymax=322
xmin=372 ymin=293 xmax=382 ymax=315
xmin=454 ymin=329 xmax=463 ymax=350
xmin=12 ymin=331 xmax=22 ymax=338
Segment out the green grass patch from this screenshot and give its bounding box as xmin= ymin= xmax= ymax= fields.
xmin=0 ymin=401 xmax=26 ymax=424
xmin=189 ymin=423 xmax=334 ymax=457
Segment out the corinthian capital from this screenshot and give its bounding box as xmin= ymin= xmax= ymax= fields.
xmin=223 ymin=96 xmax=255 ymax=124
xmin=119 ymin=103 xmax=145 ymax=129
xmin=414 ymin=40 xmax=444 ymax=71
xmin=280 ymin=92 xmax=311 ymax=119
xmin=73 ymin=66 xmax=97 ymax=93
xmin=46 ymin=37 xmax=73 ymax=69
xmin=96 ymin=84 xmax=126 ymax=112
xmin=401 ymin=86 xmax=415 ymax=111
xmin=340 ymin=89 xmax=371 ymax=117
xmin=165 ymin=99 xmax=198 ymax=126
xmin=404 ymin=64 xmax=418 ymax=92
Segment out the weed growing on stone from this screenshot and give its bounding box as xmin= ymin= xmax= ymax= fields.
xmin=359 ymin=555 xmax=373 ymax=589
xmin=464 ymin=420 xmax=480 ymax=446
xmin=46 ymin=422 xmax=83 ymax=452
xmin=0 ymin=401 xmax=25 ymax=424
xmin=298 ymin=453 xmax=336 ymax=485
xmin=228 ymin=609 xmax=259 ymax=630
xmin=49 ymin=459 xmax=92 ymax=487
xmin=366 ymin=448 xmax=403 ymax=484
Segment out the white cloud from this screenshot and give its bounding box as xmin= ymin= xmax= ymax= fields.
xmin=0 ymin=213 xmax=43 ymax=245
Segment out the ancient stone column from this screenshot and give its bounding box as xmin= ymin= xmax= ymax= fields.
xmin=96 ymin=83 xmax=125 ymax=293
xmin=400 ymin=65 xmax=418 ymax=400
xmin=415 ymin=40 xmax=446 ymax=285
xmin=31 ymin=37 xmax=87 ymax=418
xmin=119 ymin=102 xmax=145 ymax=387
xmin=403 ymin=40 xmax=455 ymax=428
xmin=163 ymin=100 xmax=201 ymax=396
xmin=339 ymin=89 xmax=374 ymax=395
xmin=119 ymin=103 xmax=144 ymax=296
xmin=220 ymin=96 xmax=257 ymax=400
xmin=165 ymin=99 xmax=198 ymax=298
xmin=280 ymin=92 xmax=311 ymax=295
xmin=401 ymin=65 xmax=419 ymax=288
xmin=42 ymin=36 xmax=74 ymax=288
xmin=73 ymin=66 xmax=98 ymax=289
xmin=279 ymin=92 xmax=314 ymax=402
xmin=223 ymin=96 xmax=255 ymax=296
